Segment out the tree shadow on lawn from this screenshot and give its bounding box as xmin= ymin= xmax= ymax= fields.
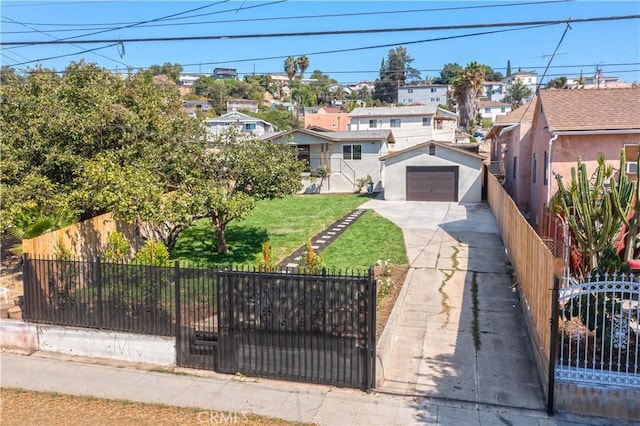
xmin=172 ymin=225 xmax=268 ymax=266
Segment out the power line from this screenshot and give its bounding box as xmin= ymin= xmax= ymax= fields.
xmin=1 ymin=0 xmax=572 ymax=33
xmin=3 ymin=15 xmax=638 ymax=46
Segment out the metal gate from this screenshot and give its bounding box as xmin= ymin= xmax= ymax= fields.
xmin=176 ymin=267 xmax=376 ymax=391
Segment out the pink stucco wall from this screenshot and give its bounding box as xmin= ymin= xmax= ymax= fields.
xmin=502 ymin=122 xmax=533 ymax=211
xmin=528 ymin=103 xmax=640 ymax=231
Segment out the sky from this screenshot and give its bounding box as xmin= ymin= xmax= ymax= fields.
xmin=1 ymin=0 xmax=639 ymax=85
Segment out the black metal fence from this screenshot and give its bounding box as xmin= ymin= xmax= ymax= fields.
xmin=22 ymin=256 xmax=377 ymax=390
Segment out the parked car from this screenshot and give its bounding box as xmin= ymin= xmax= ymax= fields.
xmin=473 ymin=131 xmax=485 ymax=138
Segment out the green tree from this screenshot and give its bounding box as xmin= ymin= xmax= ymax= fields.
xmin=146 ymin=62 xmax=183 ymax=83
xmin=452 ymin=62 xmax=485 ymax=131
xmin=0 ymin=66 xmax=21 ymax=85
xmin=249 ymin=107 xmax=297 ymax=131
xmin=506 ymin=60 xmax=512 ymax=77
xmin=434 ymin=63 xmax=463 ymax=85
xmin=373 ymin=47 xmax=420 ymax=103
xmin=547 ymin=76 xmax=567 ymax=89
xmin=194 ymin=127 xmax=305 ymax=253
xmin=503 ymin=80 xmax=533 ymax=107
xmin=284 ymin=56 xmax=298 ymax=86
xmin=309 ymin=70 xmax=336 ymax=105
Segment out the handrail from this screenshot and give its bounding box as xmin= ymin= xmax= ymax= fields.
xmin=329 ymin=158 xmax=356 ymax=187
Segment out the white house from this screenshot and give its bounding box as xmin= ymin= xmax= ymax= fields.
xmin=481 ymin=81 xmax=506 ymax=102
xmin=204 ymin=111 xmax=277 ymax=137
xmin=348 ymin=105 xmax=457 ymax=151
xmin=380 ymin=141 xmax=484 ymax=202
xmin=397 ymin=84 xmax=448 ymax=106
xmin=502 ymin=71 xmax=538 ymax=102
xmin=264 ymin=128 xmax=394 ymax=193
xmin=478 ymin=100 xmax=512 ymax=123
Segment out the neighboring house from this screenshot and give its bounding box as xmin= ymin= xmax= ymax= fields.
xmin=204 ymin=111 xmax=277 ymax=137
xmin=564 ymin=74 xmax=635 ymax=90
xmin=226 ymin=98 xmax=259 ymax=113
xmin=380 ymin=141 xmax=484 ymax=202
xmin=183 ymin=100 xmax=214 ymax=117
xmin=213 ymin=68 xmax=238 ymax=80
xmin=485 ymin=102 xmax=536 ymax=211
xmin=264 ymin=128 xmax=395 ymax=193
xmin=178 ymin=73 xmax=205 ymax=86
xmin=397 ymin=84 xmax=448 ymax=106
xmin=503 ymin=71 xmax=538 ymax=102
xmin=524 ymin=88 xmax=640 ymax=232
xmin=478 ymin=100 xmax=512 ymax=123
xmin=304 ymin=107 xmax=351 ymax=131
xmin=481 ymin=81 xmax=506 ymax=102
xmin=348 ymin=105 xmax=458 ymax=151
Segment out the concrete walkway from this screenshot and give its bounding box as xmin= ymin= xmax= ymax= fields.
xmin=0 ymin=201 xmax=622 ymax=425
xmin=361 ymin=200 xmax=544 ymax=410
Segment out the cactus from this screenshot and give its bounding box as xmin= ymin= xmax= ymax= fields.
xmin=552 ymin=154 xmax=635 ymax=274
xmin=613 ymin=144 xmax=639 ymax=261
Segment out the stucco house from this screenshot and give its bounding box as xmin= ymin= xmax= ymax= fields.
xmin=348 ymin=105 xmax=458 ymax=151
xmin=478 ymin=100 xmax=512 ymax=123
xmin=485 ymin=103 xmax=536 ymax=211
xmin=525 ymin=88 xmax=640 ymax=232
xmin=502 ymin=71 xmax=537 ymax=103
xmin=264 ymin=128 xmax=395 ymax=193
xmin=304 ymin=107 xmax=351 ymax=131
xmin=204 ymin=111 xmax=277 ymax=137
xmin=380 ymin=141 xmax=484 ymax=202
xmin=397 ymin=84 xmax=448 ymax=106
xmin=481 ymin=81 xmax=506 ymax=102
xmin=226 ymin=98 xmax=259 ymax=113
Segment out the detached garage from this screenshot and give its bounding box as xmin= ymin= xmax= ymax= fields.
xmin=381 ymin=141 xmax=484 ymax=202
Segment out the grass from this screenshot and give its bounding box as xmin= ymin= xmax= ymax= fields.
xmin=171 ymin=193 xmax=374 ymax=266
xmin=321 ymin=210 xmax=408 ymax=271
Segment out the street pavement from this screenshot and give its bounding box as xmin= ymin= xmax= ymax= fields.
xmin=0 ymin=201 xmax=624 ymax=425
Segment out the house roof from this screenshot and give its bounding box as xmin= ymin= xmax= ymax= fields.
xmin=379 ymin=140 xmax=485 ymax=161
xmin=539 ymin=88 xmax=640 ymax=131
xmin=494 ymin=100 xmax=536 ymax=124
xmin=479 ymin=100 xmax=511 ymax=108
xmin=205 ymin=111 xmax=276 ymax=128
xmin=226 ymin=98 xmax=258 ymax=103
xmin=350 ymin=104 xmax=438 ymax=117
xmin=265 ymin=128 xmax=395 ymax=143
xmin=400 ymin=84 xmax=448 ymax=89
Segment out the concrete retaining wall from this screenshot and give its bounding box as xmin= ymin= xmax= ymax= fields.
xmin=555 ymin=381 xmax=640 ymax=422
xmin=1 ymin=319 xmax=175 ymax=367
xmin=375 ymin=268 xmax=414 ymax=387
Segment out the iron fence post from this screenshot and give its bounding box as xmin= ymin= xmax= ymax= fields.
xmin=174 ymin=261 xmax=181 ymax=342
xmin=96 ymin=256 xmax=103 ymax=328
xmin=369 ymin=265 xmax=376 ymax=391
xmin=547 ymin=276 xmax=560 ymax=416
xmin=21 ymin=253 xmax=29 ymax=321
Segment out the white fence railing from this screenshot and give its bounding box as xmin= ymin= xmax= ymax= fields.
xmin=556 ymin=273 xmax=640 ymax=388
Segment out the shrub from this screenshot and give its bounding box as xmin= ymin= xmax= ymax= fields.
xmin=133 ymin=239 xmax=170 ymax=266
xmin=104 ymin=231 xmax=130 ymax=264
xmin=298 ymin=239 xmax=324 ymax=274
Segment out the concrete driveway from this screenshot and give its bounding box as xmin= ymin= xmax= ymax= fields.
xmin=361 ymin=199 xmax=546 ymax=411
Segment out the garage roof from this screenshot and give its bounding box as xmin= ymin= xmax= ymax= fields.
xmin=380 ymin=141 xmax=485 ymax=161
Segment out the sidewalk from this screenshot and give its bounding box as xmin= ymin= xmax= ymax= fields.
xmin=0 ymin=351 xmax=612 ymax=425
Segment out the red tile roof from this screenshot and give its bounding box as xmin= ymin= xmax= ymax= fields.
xmin=539 ymin=87 xmax=640 ymax=131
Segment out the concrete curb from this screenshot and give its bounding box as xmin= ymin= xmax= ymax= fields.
xmin=375 ymin=266 xmax=414 ymax=388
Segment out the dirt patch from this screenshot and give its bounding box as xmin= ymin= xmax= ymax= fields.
xmin=375 ymin=264 xmax=409 ymax=339
xmin=1 ymin=388 xmax=310 ymax=426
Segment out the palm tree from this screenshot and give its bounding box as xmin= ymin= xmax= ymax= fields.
xmin=296 ymin=55 xmax=309 ymax=80
xmin=284 ymin=56 xmax=298 ymax=88
xmin=452 ymin=62 xmax=485 ymax=131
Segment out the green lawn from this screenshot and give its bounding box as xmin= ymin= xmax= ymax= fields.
xmin=172 ymin=194 xmax=375 ymax=266
xmin=171 ymin=193 xmax=407 ymax=271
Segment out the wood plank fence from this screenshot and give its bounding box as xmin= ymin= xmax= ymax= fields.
xmin=486 ymin=171 xmax=557 ymax=398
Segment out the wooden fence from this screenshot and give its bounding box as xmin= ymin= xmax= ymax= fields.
xmin=21 ymin=212 xmax=146 ymax=260
xmin=486 ymin=171 xmax=556 ymax=397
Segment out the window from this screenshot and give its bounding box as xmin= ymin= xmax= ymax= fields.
xmin=624 ymin=144 xmax=639 ymax=174
xmin=513 ymin=156 xmax=518 ymax=179
xmin=431 ymin=88 xmax=437 ymax=93
xmin=408 ymin=88 xmax=414 ymax=93
xmin=543 ymin=151 xmax=549 ymax=185
xmin=501 ymin=107 xmax=506 ymax=113
xmin=331 ymin=123 xmax=337 ymax=128
xmin=369 ymin=119 xmax=378 ymax=128
xmin=435 ymin=97 xmax=441 ymax=102
xmin=408 ymin=98 xmax=413 ymax=103
xmin=532 ymin=153 xmax=537 ymax=183
xmin=429 ymin=144 xmax=436 ymax=155
xmin=436 ymin=120 xmax=443 ymax=130
xmin=627 ymin=162 xmax=639 ymax=174
xmin=431 ymin=98 xmax=436 ymax=102
xmin=422 ymin=117 xmax=432 ymax=127
xmin=298 ymin=145 xmax=310 ymax=170
xmin=343 ymin=144 xmax=362 ymax=160
xmin=244 ymin=123 xmax=256 ymax=131
xmin=390 ymin=119 xmax=401 ymax=128
xmin=485 ymin=108 xmax=491 ymax=114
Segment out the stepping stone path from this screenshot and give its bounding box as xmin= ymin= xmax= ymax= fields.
xmin=278 ymin=209 xmax=366 ymax=269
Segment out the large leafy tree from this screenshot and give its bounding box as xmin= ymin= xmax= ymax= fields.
xmin=309 ymin=70 xmax=337 ymax=105
xmin=434 ymin=63 xmax=463 ymax=85
xmin=193 ymin=128 xmax=305 ymax=253
xmin=452 ymin=62 xmax=485 ymax=131
xmin=146 ymin=62 xmax=183 ymax=83
xmin=0 ymin=61 xmax=204 ymax=245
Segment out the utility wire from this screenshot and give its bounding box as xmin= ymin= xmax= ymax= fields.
xmin=3 ymin=14 xmax=638 ymax=46
xmin=3 ymin=16 xmax=132 ymax=69
xmin=1 ymin=0 xmax=572 ymax=32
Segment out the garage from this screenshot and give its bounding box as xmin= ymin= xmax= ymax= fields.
xmin=406 ymin=166 xmax=458 ymax=201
